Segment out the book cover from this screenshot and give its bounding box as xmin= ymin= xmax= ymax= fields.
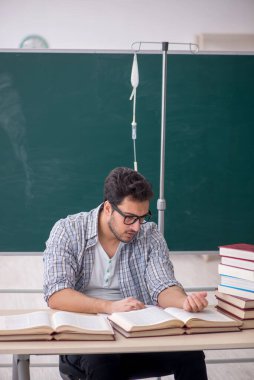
xmin=215 ymin=290 xmax=254 ymax=309
xmin=218 ymin=263 xmax=254 ymax=282
xmin=219 ymin=243 xmax=254 ymax=260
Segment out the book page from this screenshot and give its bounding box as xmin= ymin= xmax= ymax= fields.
xmin=109 ymin=306 xmax=182 ymax=331
xmin=0 ymin=311 xmax=52 ymax=334
xmin=52 ymin=311 xmax=114 ymax=334
xmin=164 ymin=306 xmax=236 ymax=324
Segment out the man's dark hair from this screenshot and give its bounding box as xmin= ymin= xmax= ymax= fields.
xmin=104 ymin=167 xmax=154 ymax=205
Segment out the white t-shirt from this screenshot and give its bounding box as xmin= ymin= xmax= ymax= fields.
xmin=84 ymin=241 xmax=123 ymax=300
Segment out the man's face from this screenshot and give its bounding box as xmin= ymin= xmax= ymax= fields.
xmin=107 ymin=197 xmax=150 ymax=243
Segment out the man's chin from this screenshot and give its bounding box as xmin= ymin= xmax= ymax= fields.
xmin=114 ymin=233 xmax=136 ymax=244
xmin=122 ymin=233 xmax=136 ymax=243
xmin=108 ymin=221 xmax=136 ymax=243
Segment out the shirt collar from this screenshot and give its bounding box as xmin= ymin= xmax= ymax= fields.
xmin=85 ymin=203 xmax=103 ymax=242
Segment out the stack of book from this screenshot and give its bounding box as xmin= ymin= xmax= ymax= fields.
xmin=217 ymin=242 xmax=254 ymax=329
xmin=108 ymin=305 xmax=241 ymax=337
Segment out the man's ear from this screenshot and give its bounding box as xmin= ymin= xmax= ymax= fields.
xmin=104 ymin=201 xmax=112 ymax=216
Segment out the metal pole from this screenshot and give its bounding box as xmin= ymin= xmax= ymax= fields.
xmin=157 ymin=42 xmax=168 ymax=235
xmin=13 ymin=355 xmax=30 ymax=380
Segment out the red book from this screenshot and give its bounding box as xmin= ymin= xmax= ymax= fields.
xmin=221 ymin=256 xmax=254 ymax=270
xmin=216 ymin=298 xmax=254 ymax=319
xmin=215 ymin=290 xmax=254 ymax=309
xmin=219 ymin=243 xmax=254 ymax=261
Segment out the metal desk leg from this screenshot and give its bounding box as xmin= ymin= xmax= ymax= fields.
xmin=12 ymin=355 xmax=30 ymax=380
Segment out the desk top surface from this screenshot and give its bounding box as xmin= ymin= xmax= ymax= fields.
xmin=0 ymin=330 xmax=254 ymax=355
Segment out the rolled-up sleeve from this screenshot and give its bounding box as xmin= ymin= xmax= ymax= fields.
xmin=43 ymin=219 xmax=78 ymax=303
xmin=145 ymin=224 xmax=183 ymax=304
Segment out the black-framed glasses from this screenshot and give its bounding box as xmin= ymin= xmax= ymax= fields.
xmin=111 ymin=203 xmax=152 ymax=225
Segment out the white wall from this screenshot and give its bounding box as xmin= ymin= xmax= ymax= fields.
xmin=0 ymin=0 xmax=254 ymax=50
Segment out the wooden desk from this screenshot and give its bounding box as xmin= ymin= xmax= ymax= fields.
xmin=1 ymin=330 xmax=254 ymax=380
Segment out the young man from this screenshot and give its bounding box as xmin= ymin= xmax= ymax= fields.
xmin=44 ymin=167 xmax=208 ymax=380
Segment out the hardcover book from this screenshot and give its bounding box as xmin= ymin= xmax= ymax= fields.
xmin=219 ymin=243 xmax=254 ymax=260
xmin=220 ymin=274 xmax=254 ymax=292
xmin=219 ymin=263 xmax=254 ymax=281
xmin=221 ymin=256 xmax=254 ymax=271
xmin=0 ymin=310 xmax=114 ymax=341
xmin=218 ymin=284 xmax=254 ymax=300
xmin=108 ymin=306 xmax=241 ymax=337
xmin=216 ymin=308 xmax=254 ymax=329
xmin=216 ymin=299 xmax=254 ymax=319
xmin=215 ymin=290 xmax=254 ymax=309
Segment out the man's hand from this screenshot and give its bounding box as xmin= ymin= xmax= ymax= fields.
xmin=183 ymin=291 xmax=208 ymax=312
xmin=108 ymin=297 xmax=145 ymax=313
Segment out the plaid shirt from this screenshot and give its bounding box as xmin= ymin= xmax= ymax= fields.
xmin=43 ymin=204 xmax=182 ymax=305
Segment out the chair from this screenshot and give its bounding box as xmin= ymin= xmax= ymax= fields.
xmin=60 ymin=371 xmax=79 ymax=380
xmin=60 ymin=372 xmax=161 ymax=380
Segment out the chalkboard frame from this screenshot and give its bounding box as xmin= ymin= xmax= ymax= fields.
xmin=0 ymin=50 xmax=253 ymax=251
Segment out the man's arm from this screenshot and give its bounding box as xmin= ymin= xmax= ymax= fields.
xmin=48 ymin=288 xmax=145 ymax=314
xmin=158 ymin=286 xmax=208 ymax=312
xmin=44 ymin=218 xmax=145 ymax=314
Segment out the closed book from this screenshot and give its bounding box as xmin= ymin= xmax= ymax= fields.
xmin=218 ymin=284 xmax=254 ymax=300
xmin=220 ymin=274 xmax=254 ymax=292
xmin=218 ymin=263 xmax=254 ymax=282
xmin=215 ymin=291 xmax=254 ymax=309
xmin=216 ymin=308 xmax=254 ymax=329
xmin=216 ymin=299 xmax=254 ymax=319
xmin=221 ymin=256 xmax=254 ymax=271
xmin=219 ymin=243 xmax=254 ymax=260
xmin=240 ymin=319 xmax=254 ymax=329
xmin=0 ymin=310 xmax=114 ymax=341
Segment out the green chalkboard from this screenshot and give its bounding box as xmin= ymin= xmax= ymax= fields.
xmin=0 ymin=52 xmax=253 ymax=251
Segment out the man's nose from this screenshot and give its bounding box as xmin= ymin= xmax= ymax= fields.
xmin=131 ymin=219 xmax=141 ymax=231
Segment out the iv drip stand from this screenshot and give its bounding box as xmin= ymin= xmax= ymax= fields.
xmin=131 ymin=41 xmax=198 ymax=236
xmin=157 ymin=42 xmax=168 ymax=235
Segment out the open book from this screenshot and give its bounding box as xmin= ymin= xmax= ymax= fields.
xmin=108 ymin=306 xmax=242 ymax=337
xmin=0 ymin=310 xmax=114 ymax=341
